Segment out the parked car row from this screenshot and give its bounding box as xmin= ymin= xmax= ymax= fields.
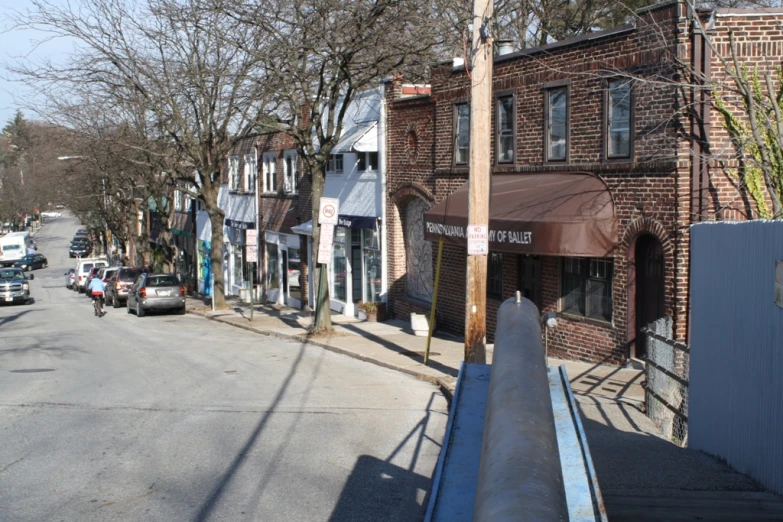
xmin=66 ymin=262 xmax=187 ymax=317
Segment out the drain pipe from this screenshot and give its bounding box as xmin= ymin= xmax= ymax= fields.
xmin=473 ymin=293 xmax=568 ymax=522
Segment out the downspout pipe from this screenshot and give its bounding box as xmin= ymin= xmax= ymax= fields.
xmin=473 ymin=294 xmax=568 ymax=522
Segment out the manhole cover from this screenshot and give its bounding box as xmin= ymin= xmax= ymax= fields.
xmin=400 ymin=351 xmax=440 ymax=358
xmin=10 ymin=369 xmax=56 ymax=373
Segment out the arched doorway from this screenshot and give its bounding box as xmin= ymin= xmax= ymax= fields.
xmin=635 ymin=234 xmax=665 ymax=358
xmin=404 ymin=198 xmax=433 ymax=302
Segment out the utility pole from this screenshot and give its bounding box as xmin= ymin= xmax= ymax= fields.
xmin=464 ymin=0 xmax=493 ymax=363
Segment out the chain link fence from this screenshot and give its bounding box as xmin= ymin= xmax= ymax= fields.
xmin=643 ymin=316 xmax=689 ymax=446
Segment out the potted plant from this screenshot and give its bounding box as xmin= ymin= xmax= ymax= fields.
xmin=358 ymin=301 xmax=379 ymax=322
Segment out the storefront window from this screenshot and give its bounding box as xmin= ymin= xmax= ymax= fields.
xmin=233 ymin=246 xmax=244 ymax=287
xmin=332 ymin=227 xmax=347 ymax=302
xmin=561 ymin=257 xmax=613 ymax=321
xmin=363 ymin=229 xmax=381 ymax=302
xmin=267 ymin=243 xmax=279 ymax=289
xmin=288 ymin=247 xmax=301 ymax=301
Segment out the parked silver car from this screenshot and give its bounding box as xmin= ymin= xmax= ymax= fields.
xmin=65 ymin=268 xmax=75 ymax=289
xmin=127 ymin=273 xmax=186 ymax=317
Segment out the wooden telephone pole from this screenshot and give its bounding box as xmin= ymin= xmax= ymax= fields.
xmin=465 ymin=0 xmax=493 ymax=363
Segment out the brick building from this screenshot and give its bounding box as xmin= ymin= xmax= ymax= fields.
xmin=384 ymin=2 xmax=783 ymax=364
xmin=256 ymin=131 xmax=312 ymax=309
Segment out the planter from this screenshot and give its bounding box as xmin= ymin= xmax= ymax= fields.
xmin=411 ymin=312 xmax=434 ymax=337
xmin=376 ymin=303 xmax=387 ymax=322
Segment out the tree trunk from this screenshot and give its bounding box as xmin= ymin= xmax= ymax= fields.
xmin=202 ymin=182 xmax=227 ymax=309
xmin=209 ymin=212 xmax=226 ymax=308
xmin=310 ymin=163 xmax=332 ymax=332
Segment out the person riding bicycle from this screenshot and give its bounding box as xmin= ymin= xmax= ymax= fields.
xmin=87 ymin=275 xmax=106 ymax=315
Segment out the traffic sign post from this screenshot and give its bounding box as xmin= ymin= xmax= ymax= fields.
xmin=319 ymin=197 xmax=339 ymax=226
xmin=317 ymin=197 xmax=339 ymax=265
xmin=467 ymin=224 xmax=489 ymax=256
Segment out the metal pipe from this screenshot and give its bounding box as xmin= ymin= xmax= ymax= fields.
xmin=473 ymin=296 xmax=568 ymax=522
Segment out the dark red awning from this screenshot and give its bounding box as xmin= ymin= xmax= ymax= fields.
xmin=423 ymin=173 xmax=617 ymax=257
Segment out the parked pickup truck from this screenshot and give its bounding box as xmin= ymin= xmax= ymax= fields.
xmin=0 ymin=267 xmax=34 ymax=305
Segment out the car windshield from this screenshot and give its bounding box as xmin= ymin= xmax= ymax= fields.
xmin=20 ymin=255 xmax=35 ymax=261
xmin=2 ymin=244 xmax=21 ymax=251
xmin=82 ymin=263 xmax=94 ymax=272
xmin=120 ymin=270 xmax=142 ymax=282
xmin=0 ymin=269 xmax=24 ymax=281
xmin=146 ymin=275 xmax=179 ymax=287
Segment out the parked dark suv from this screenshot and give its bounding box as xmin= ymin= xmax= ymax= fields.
xmin=105 ymin=267 xmax=148 ymax=307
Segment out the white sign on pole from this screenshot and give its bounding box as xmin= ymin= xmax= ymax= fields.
xmin=467 ymin=224 xmax=489 ymax=256
xmin=318 ymin=224 xmax=335 ymax=265
xmin=246 ymin=244 xmax=258 ymax=263
xmin=245 ymin=230 xmax=257 ymax=263
xmin=319 ymin=197 xmax=340 ymax=226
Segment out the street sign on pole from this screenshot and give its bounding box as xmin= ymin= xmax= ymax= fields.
xmin=319 ymin=197 xmax=340 ymax=226
xmin=467 ymin=224 xmax=489 ymax=256
xmin=246 ymin=230 xmax=257 ymax=263
xmin=318 ymin=224 xmax=335 ymax=265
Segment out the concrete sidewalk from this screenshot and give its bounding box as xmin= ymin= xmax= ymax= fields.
xmin=185 ymin=295 xmax=645 ymax=404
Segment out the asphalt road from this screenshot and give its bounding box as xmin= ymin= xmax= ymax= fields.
xmin=0 ymin=213 xmax=448 ymax=521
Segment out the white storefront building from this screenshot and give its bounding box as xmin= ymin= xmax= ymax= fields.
xmin=293 ymin=87 xmax=388 ymax=317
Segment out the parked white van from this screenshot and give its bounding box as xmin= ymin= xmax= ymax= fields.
xmin=74 ymin=257 xmax=108 ymax=293
xmin=0 ymin=231 xmax=31 ymax=267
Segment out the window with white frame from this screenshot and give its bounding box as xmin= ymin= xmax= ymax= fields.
xmin=184 ymin=194 xmax=192 ymax=211
xmin=174 ymin=189 xmax=182 ymax=211
xmin=328 ymin=154 xmax=344 ymax=174
xmin=357 ymin=152 xmax=379 ymax=172
xmin=229 ymin=156 xmax=240 ymax=190
xmin=244 ymin=153 xmax=257 ymax=192
xmin=262 ymin=152 xmax=276 ymax=193
xmin=284 ymin=150 xmax=297 ymax=193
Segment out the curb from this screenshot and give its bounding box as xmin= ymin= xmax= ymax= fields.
xmin=187 ymin=308 xmax=457 ymax=400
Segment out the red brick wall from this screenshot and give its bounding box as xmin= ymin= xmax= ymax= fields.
xmin=703 ymin=11 xmax=783 ymax=220
xmin=255 ymin=131 xmax=314 ymax=306
xmin=385 ymin=3 xmax=692 ymax=363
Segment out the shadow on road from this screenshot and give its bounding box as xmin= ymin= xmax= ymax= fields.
xmin=0 ymin=309 xmax=36 ymax=328
xmin=328 ymin=393 xmax=443 ymax=521
xmin=192 ymin=341 xmax=309 ymax=522
xmin=328 ymin=455 xmax=432 ymax=522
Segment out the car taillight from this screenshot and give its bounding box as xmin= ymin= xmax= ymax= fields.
xmin=180 ymin=285 xmax=185 ymax=296
xmin=140 ymin=288 xmax=146 ymax=297
xmin=116 ymin=282 xmax=121 ymax=289
xmin=79 ymin=276 xmax=82 ymax=281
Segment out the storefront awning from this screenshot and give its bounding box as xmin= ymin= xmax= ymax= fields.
xmin=321 ymin=174 xmax=381 ymax=229
xmin=332 ymin=122 xmax=378 ymax=153
xmin=423 ymin=173 xmax=617 ymax=257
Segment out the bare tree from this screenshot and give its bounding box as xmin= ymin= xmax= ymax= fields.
xmin=9 ymin=0 xmax=269 ymax=307
xmin=224 ymin=0 xmax=437 ymax=331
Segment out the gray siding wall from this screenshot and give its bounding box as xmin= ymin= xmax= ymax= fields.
xmin=690 ymin=221 xmax=783 ymax=495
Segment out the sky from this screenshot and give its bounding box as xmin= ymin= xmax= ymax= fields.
xmin=0 ymin=0 xmax=72 ymax=127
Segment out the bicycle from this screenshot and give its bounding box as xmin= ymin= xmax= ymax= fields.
xmin=92 ymin=293 xmax=105 ymax=317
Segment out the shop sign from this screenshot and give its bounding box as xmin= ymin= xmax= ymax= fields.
xmin=318 ymin=224 xmax=335 ymax=264
xmin=467 ymin=224 xmax=488 ymax=256
xmin=319 ymin=197 xmax=339 ymax=226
